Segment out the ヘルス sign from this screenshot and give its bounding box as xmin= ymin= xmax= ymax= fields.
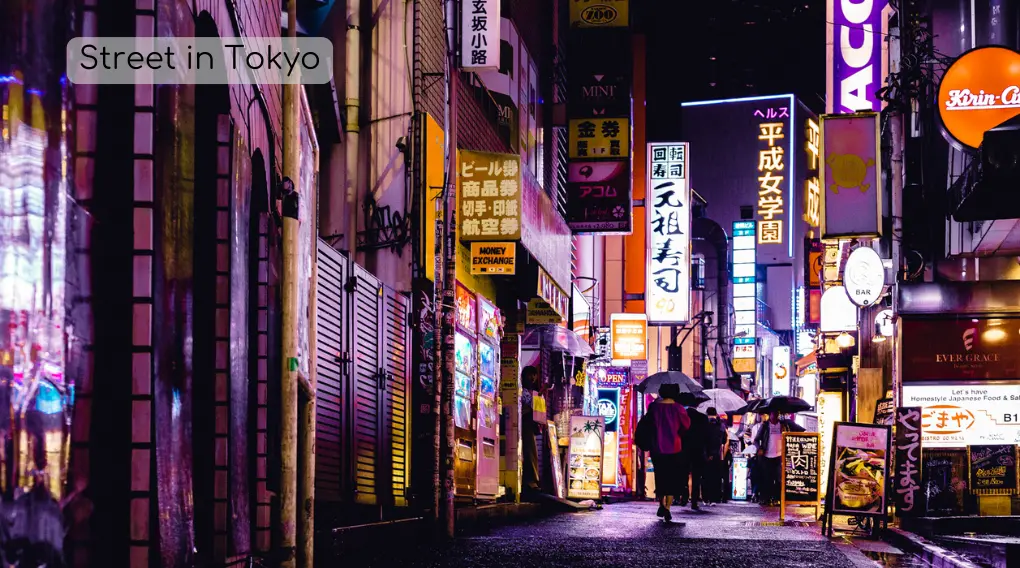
xmin=470 ymin=242 xmax=516 ymax=275
xmin=938 ymin=46 xmax=1020 ymax=150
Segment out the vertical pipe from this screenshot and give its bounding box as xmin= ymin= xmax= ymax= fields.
xmin=346 ymin=0 xmax=362 ymax=252
xmin=299 ymin=87 xmax=319 ymax=568
xmin=890 ymin=111 xmax=904 ymax=409
xmin=281 ymin=0 xmax=300 ymax=564
xmin=439 ymin=0 xmax=459 ymax=540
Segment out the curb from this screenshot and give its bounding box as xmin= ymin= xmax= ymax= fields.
xmin=884 ymin=527 xmax=984 ymax=568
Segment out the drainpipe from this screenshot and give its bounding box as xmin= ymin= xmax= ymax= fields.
xmin=298 ymin=86 xmax=319 ymax=568
xmin=281 ymin=0 xmax=300 ymax=564
xmin=890 ymin=112 xmax=904 ymax=410
xmin=345 ymin=0 xmax=362 ymax=252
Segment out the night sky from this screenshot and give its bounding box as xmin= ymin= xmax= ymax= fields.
xmin=637 ymin=0 xmax=827 ymax=142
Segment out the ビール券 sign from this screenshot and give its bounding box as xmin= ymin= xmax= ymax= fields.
xmin=470 ymin=242 xmax=516 ymax=275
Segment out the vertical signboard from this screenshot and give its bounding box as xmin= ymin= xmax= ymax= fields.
xmin=826 ymin=0 xmax=889 ymax=114
xmin=817 ymin=391 xmax=843 ymax=500
xmin=566 ymin=161 xmax=632 ymax=233
xmin=460 ymin=0 xmax=500 ymax=70
xmin=457 ymin=150 xmax=522 ymax=241
xmin=754 ymin=107 xmax=792 ymax=247
xmin=646 ymin=142 xmax=692 ymax=324
xmin=804 ymin=118 xmax=821 ymax=228
xmin=598 ymin=388 xmax=621 ymax=487
xmin=771 ymin=346 xmax=791 ymax=396
xmin=731 ymin=221 xmax=757 ymax=374
xmin=566 ymin=416 xmax=606 ymax=499
xmin=820 ymin=113 xmax=882 ymax=239
xmin=894 ymin=407 xmax=923 ymax=516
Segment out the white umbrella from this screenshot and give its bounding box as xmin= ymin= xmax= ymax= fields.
xmin=695 ymin=388 xmax=747 ymax=414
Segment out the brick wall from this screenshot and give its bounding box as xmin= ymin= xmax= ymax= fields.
xmin=416 ymin=0 xmax=447 ymax=126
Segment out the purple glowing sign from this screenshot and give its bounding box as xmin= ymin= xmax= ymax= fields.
xmin=828 ymin=0 xmax=888 ymax=113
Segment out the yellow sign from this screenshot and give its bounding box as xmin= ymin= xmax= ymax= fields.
xmin=526 ymin=298 xmax=562 ymax=325
xmin=569 ymin=0 xmax=629 ymax=28
xmin=470 ymin=242 xmax=516 ymax=275
xmin=757 ymin=121 xmax=786 ymax=245
xmin=610 ymin=313 xmax=647 ymax=360
xmin=457 ymin=150 xmax=522 ymax=241
xmin=733 ymin=357 xmax=756 ymax=374
xmin=422 ymin=114 xmax=446 ymax=282
xmin=804 ymin=118 xmax=821 ymax=227
xmin=568 ymin=118 xmax=630 ymax=159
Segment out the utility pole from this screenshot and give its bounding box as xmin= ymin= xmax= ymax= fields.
xmin=438 ymin=0 xmax=459 ymax=540
xmin=280 ymin=0 xmax=300 ymax=564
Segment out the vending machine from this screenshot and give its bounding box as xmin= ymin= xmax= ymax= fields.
xmin=475 ymin=295 xmax=502 ymax=499
xmin=453 ymin=283 xmax=478 ymax=497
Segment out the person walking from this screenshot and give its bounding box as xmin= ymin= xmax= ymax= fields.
xmin=754 ymin=411 xmax=805 ymax=506
xmin=702 ymin=407 xmax=728 ymax=504
xmin=680 ymin=404 xmax=708 ymax=510
xmin=520 ymin=365 xmax=545 ymax=495
xmin=635 ymin=383 xmax=691 ymax=523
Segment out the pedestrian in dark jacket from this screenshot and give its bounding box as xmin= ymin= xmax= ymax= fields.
xmin=680 ymin=406 xmax=709 ymax=510
xmin=754 ymin=411 xmax=806 ymax=506
xmin=702 ymin=407 xmax=728 ymax=504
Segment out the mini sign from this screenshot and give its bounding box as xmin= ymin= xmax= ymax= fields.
xmin=470 ymin=242 xmax=516 ymax=274
xmin=460 ymin=0 xmax=500 ymax=70
xmin=842 ymin=246 xmax=884 ymax=307
xmin=938 ymin=46 xmax=1020 ymax=150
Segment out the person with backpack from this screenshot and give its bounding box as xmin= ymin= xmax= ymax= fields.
xmin=636 ymin=383 xmax=691 ymax=522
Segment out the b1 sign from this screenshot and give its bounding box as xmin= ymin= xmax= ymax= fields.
xmin=461 ymin=0 xmax=500 ymax=70
xmin=826 ymin=0 xmax=889 ymax=113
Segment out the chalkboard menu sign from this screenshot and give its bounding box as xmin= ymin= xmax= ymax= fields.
xmin=968 ymin=444 xmax=1019 ymax=495
xmin=783 ymin=432 xmax=820 ymax=504
xmin=922 ymin=449 xmax=965 ymax=515
xmin=873 ymin=398 xmax=895 ymax=426
xmin=894 ymin=407 xmax=924 ymax=516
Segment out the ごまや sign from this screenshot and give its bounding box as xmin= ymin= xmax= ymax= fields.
xmin=842 ymin=246 xmax=884 ymax=306
xmin=470 ymin=242 xmax=516 ymax=275
xmin=460 ymin=0 xmax=500 ymax=70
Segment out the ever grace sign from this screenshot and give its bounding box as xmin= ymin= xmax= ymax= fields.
xmin=783 ymin=432 xmax=820 ymax=503
xmin=894 ymin=407 xmax=923 ymax=515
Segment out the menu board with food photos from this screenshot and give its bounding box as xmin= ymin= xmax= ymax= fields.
xmin=968 ymin=444 xmax=1019 ymax=495
xmin=822 ymin=422 xmax=891 ymax=535
xmin=566 ymin=415 xmax=605 ymax=500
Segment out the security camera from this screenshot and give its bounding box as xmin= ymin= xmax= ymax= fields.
xmin=395 ymin=136 xmax=408 ymax=152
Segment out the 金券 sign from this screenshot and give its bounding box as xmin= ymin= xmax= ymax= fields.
xmin=458 ymin=150 xmax=522 ymax=241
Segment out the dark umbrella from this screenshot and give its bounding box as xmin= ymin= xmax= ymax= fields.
xmin=634 ymin=370 xmax=707 ymax=403
xmin=732 ymin=398 xmax=765 ymax=416
xmin=756 ymin=395 xmax=813 ymax=415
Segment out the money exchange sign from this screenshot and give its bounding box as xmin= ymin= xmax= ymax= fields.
xmin=645 ymin=142 xmax=691 ymax=324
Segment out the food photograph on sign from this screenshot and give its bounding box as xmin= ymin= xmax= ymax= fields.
xmin=567 ymin=416 xmax=606 ymax=499
xmin=831 ymin=423 xmax=890 ymax=515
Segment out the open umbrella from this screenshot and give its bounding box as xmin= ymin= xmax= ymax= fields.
xmin=756 ymin=395 xmax=813 ymax=415
xmin=520 ymin=325 xmax=594 ymax=357
xmin=695 ymin=388 xmax=747 ymax=414
xmin=634 ymin=371 xmax=708 ymax=405
xmin=732 ymin=398 xmax=765 ymax=416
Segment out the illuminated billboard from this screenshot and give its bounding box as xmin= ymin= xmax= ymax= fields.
xmin=825 ymin=0 xmax=890 ymax=114
xmin=731 ymin=221 xmax=757 ymax=370
xmin=645 ymin=142 xmax=691 ymax=324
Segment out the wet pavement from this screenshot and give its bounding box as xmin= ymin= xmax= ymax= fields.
xmin=343 ymin=501 xmax=932 ymax=567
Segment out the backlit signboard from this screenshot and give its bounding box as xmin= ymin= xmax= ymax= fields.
xmin=461 ymin=0 xmax=501 ymax=70
xmin=732 ymin=221 xmax=757 ymax=369
xmin=902 ymin=384 xmax=1020 ymax=448
xmin=772 ymin=346 xmax=791 ymax=396
xmin=646 ymin=142 xmax=692 ymax=324
xmin=826 ymin=0 xmax=890 ymax=114
xmin=610 ymin=313 xmax=647 ymax=360
xmin=804 ymin=118 xmax=821 ymax=227
xmin=937 ymin=46 xmax=1020 ymax=151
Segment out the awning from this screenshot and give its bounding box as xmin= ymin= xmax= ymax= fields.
xmin=795 ymin=351 xmax=817 ymax=376
xmin=521 ymin=325 xmax=594 ymax=357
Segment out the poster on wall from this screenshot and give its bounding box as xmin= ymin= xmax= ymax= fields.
xmin=646 ymin=142 xmax=692 ymax=324
xmin=826 ymin=422 xmax=891 ymax=518
xmin=566 ymin=415 xmax=606 ymax=500
xmin=820 ymin=113 xmax=882 ymax=239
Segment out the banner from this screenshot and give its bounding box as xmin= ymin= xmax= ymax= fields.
xmin=820 ymin=113 xmax=882 ymax=239
xmin=646 ymin=143 xmax=692 ymax=324
xmin=565 ymin=160 xmax=632 ymax=233
xmin=894 ymin=407 xmax=923 ymax=516
xmin=457 ymin=150 xmax=521 ymax=241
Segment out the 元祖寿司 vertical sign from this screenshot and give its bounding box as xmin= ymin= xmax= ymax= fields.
xmin=646 ymin=142 xmax=691 ymax=324
xmin=461 ymin=0 xmax=501 ymax=70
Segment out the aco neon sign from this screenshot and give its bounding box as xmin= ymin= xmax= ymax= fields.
xmin=827 ymin=0 xmax=888 ymax=113
xmin=938 ymin=46 xmax=1020 ymax=150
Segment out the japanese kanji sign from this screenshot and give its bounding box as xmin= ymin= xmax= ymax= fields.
xmin=565 ymin=160 xmax=632 ymax=233
xmin=645 ymin=142 xmax=691 ymax=324
xmin=457 ymin=150 xmax=522 ymax=242
xmin=804 ymin=118 xmax=821 ymax=227
xmin=782 ymin=432 xmax=820 ymax=504
xmin=460 ymin=0 xmax=500 ymax=70
xmin=569 ymin=118 xmax=630 ymax=159
xmin=756 ymin=118 xmax=787 ymax=245
xmin=894 ymin=407 xmax=924 ymax=515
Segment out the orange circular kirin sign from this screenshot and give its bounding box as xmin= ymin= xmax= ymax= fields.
xmin=938 ymin=46 xmax=1020 ymax=150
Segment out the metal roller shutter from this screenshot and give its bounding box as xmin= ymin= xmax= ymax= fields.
xmin=314 ymin=240 xmax=346 ymax=502
xmin=382 ymin=288 xmax=411 ymax=507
